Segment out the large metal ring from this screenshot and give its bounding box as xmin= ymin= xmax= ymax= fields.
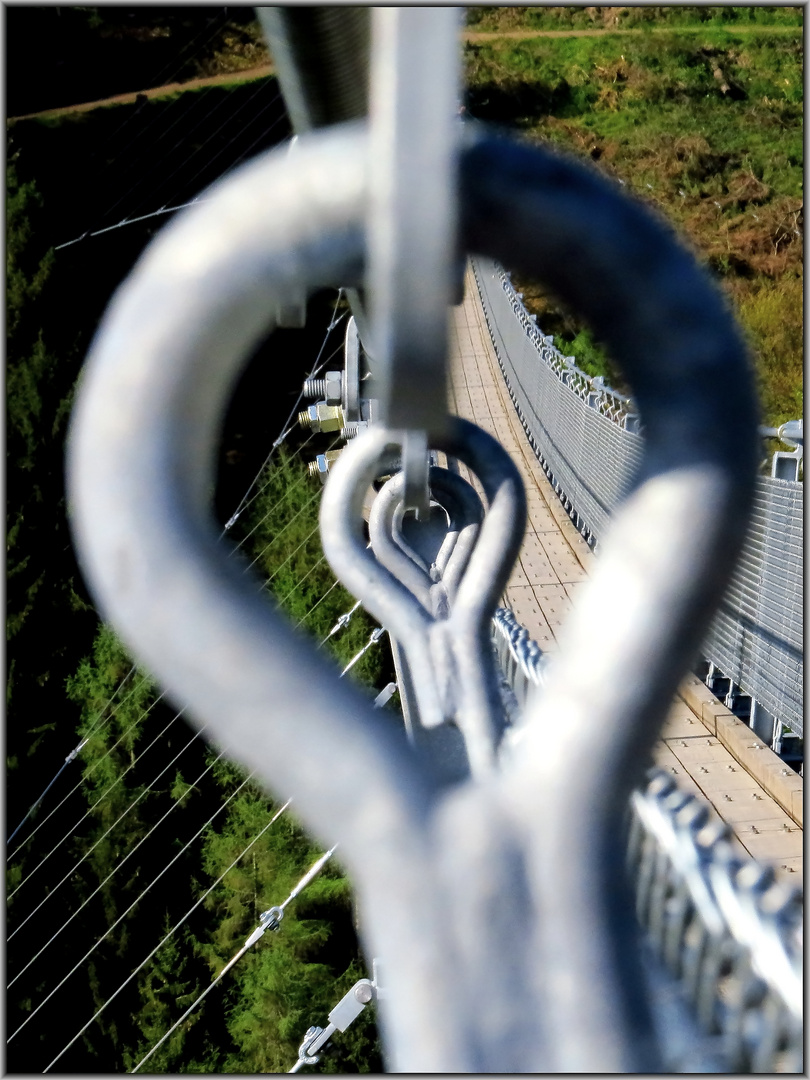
xmin=68 ymin=120 xmax=757 ymax=1071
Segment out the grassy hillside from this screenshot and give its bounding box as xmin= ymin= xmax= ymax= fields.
xmin=464 ymin=6 xmax=803 ymax=426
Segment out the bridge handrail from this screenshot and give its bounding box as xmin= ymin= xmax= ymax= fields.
xmin=490 ymin=613 xmax=802 ymax=1074
xmin=472 ymin=256 xmax=803 ymax=739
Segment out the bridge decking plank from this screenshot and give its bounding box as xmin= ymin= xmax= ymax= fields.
xmin=449 ymin=264 xmax=802 ymax=885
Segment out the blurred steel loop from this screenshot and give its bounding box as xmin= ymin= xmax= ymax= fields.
xmin=368 ymin=465 xmax=484 ymax=615
xmin=68 ymin=118 xmax=757 ymax=1071
xmin=368 ymin=7 xmax=462 ymax=516
xmin=325 ymin=424 xmax=523 ymax=773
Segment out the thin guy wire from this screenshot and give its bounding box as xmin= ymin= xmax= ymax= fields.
xmin=87 ymin=75 xmax=282 ymax=234
xmin=9 ymin=305 xmax=365 ymax=1040
xmin=37 ymin=577 xmax=385 ymax=1065
xmin=130 ymin=845 xmax=338 ymax=1074
xmin=82 ymin=14 xmax=237 ymax=210
xmin=8 ymin=663 xmax=143 ymax=854
xmin=272 ymin=553 xmax=330 ymax=608
xmin=8 ymin=773 xmax=256 ymax=1044
xmin=42 ymin=798 xmax=291 ymax=1073
xmin=8 ymin=306 xmax=342 ymax=898
xmin=7 ymin=695 xmax=174 ymax=902
xmin=232 ymin=464 xmax=322 ymax=557
xmin=244 ymin=457 xmax=338 ymax=575
xmin=55 ymin=199 xmax=210 ymax=250
xmin=42 ymin=583 xmax=375 ymax=1069
xmin=224 ymin=307 xmax=347 ymax=531
xmin=118 ymin=81 xmax=284 ymax=226
xmin=8 ymin=728 xmax=214 ymax=959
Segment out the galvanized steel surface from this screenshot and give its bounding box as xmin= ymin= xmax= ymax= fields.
xmin=492 ymin=602 xmax=802 ymax=1069
xmin=472 ymin=256 xmax=803 ymax=737
xmin=629 ymin=772 xmax=802 ymax=1072
xmin=69 ymin=122 xmax=759 ymax=1070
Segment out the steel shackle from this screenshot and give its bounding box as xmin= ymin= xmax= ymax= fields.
xmin=68 ymin=120 xmax=757 ymax=1071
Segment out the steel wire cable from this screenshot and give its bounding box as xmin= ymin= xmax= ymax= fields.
xmin=92 ymin=80 xmax=279 ymax=233
xmin=8 ymin=574 xmax=368 ymax=979
xmin=55 ymin=83 xmax=285 ymax=252
xmin=82 ymin=13 xmax=236 ymax=185
xmin=7 ymin=726 xmax=212 ymax=958
xmin=8 ymin=747 xmax=227 ymax=996
xmin=55 ymin=198 xmax=213 ymax=251
xmin=272 ymin=552 xmax=331 ymax=609
xmin=8 ymin=663 xmax=141 ymax=852
xmin=224 ymin=316 xmax=347 ymax=532
xmin=114 ymin=80 xmax=284 ymax=227
xmin=23 ymin=582 xmax=383 ymax=1064
xmin=86 ymin=17 xmax=233 ymax=163
xmin=7 ymin=689 xmax=168 ymax=885
xmin=75 ymin=20 xmax=273 ymax=230
xmin=8 ymin=772 xmax=257 ymax=1045
xmin=299 ymin=580 xmax=346 ymax=634
xmin=42 ymin=797 xmax=291 ymax=1072
xmin=8 ymin=305 xmax=346 ymax=897
xmin=252 ymin=519 xmax=325 ymax=589
xmin=223 ymin=428 xmax=319 ymax=540
xmin=240 ymin=483 xmax=323 ymax=563
xmin=243 ymin=444 xmax=341 ymax=575
xmin=130 ymin=844 xmax=338 ymax=1074
xmin=8 ymin=286 xmax=371 ymax=1057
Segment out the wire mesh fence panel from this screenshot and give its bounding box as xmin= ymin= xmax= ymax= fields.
xmin=472 ymin=256 xmax=803 ymax=737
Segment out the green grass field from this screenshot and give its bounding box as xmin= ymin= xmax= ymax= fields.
xmin=464 ymin=7 xmax=803 ymax=426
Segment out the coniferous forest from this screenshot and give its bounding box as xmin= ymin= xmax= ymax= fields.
xmin=7 ymin=6 xmax=802 ymax=1073
xmin=7 ymin=8 xmax=388 ymax=1072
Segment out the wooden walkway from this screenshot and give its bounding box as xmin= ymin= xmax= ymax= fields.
xmin=448 ymin=265 xmax=802 ymax=885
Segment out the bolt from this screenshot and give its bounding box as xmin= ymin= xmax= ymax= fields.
xmin=751 ymin=793 xmax=762 ymax=800
xmin=723 ymin=794 xmax=732 ymax=801
xmin=750 ymin=826 xmax=758 ymax=833
xmin=298 ymin=403 xmax=345 ymax=433
xmin=354 ymin=983 xmax=374 ymax=1004
xmin=727 ymin=765 xmax=736 ymax=772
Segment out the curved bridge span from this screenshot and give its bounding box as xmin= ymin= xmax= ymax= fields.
xmin=449 ymin=263 xmax=802 ymax=884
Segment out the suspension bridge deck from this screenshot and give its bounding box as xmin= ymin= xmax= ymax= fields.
xmin=448 ymin=264 xmax=802 ymax=885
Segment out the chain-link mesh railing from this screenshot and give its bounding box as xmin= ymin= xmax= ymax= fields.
xmin=490 ymin=614 xmax=803 ymax=1074
xmin=473 ymin=256 xmax=803 ymax=738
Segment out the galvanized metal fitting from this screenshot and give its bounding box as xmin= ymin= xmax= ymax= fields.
xmin=341 ymin=420 xmax=369 ymax=440
xmin=298 ymin=402 xmax=345 ymax=432
xmin=309 ymin=449 xmax=343 ymax=482
xmin=303 ymin=370 xmax=343 ymax=404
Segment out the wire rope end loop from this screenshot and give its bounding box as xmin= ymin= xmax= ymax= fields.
xmin=293 ymin=1026 xmax=325 ymax=1070
xmin=260 ymin=902 xmax=289 ymax=937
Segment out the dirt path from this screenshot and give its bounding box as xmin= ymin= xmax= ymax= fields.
xmin=7 ymin=64 xmax=276 ymax=124
xmin=8 ymin=22 xmax=797 ymax=125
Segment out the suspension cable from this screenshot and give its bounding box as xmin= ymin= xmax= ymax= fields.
xmin=7 ymin=697 xmax=175 ymax=901
xmin=130 ymin=845 xmax=338 ymax=1074
xmin=8 ymin=306 xmax=340 ymax=878
xmin=8 ymin=773 xmax=257 ymax=1045
xmin=8 ymin=730 xmax=215 ymax=960
xmin=41 ymin=798 xmax=292 ymax=1074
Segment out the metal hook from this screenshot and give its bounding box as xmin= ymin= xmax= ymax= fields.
xmin=368 ymin=466 xmax=485 ymax=616
xmin=68 ymin=120 xmax=757 ymax=1071
xmin=321 ymin=419 xmax=526 ymax=775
